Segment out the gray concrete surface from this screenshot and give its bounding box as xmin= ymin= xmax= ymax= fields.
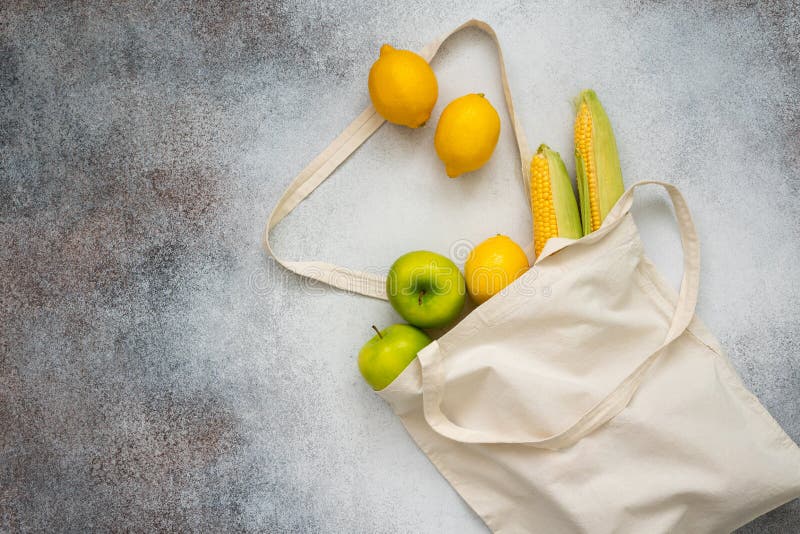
xmin=2 ymin=1 xmax=798 ymax=532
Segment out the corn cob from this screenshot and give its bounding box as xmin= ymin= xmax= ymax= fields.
xmin=574 ymin=90 xmax=625 ymax=234
xmin=530 ymin=144 xmax=583 ymax=257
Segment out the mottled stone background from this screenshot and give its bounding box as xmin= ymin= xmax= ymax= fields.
xmin=1 ymin=0 xmax=798 ymax=532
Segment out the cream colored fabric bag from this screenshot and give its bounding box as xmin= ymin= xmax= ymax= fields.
xmin=264 ymin=19 xmax=800 ymax=533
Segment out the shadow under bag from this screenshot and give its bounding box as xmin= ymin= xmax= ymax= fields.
xmin=264 ymin=19 xmax=800 ymax=534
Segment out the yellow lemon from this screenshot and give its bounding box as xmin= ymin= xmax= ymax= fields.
xmin=464 ymin=235 xmax=529 ymax=304
xmin=368 ymin=44 xmax=438 ymax=128
xmin=434 ymin=93 xmax=501 ymax=178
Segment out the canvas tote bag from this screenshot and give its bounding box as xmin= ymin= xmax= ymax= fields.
xmin=264 ymin=19 xmax=800 ymax=533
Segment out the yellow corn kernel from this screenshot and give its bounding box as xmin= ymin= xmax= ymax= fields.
xmin=574 ymin=90 xmax=624 ymax=233
xmin=530 ymin=144 xmax=583 ymax=257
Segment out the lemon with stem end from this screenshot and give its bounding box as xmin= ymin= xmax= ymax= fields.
xmin=434 ymin=93 xmax=501 ymax=178
xmin=368 ymin=44 xmax=438 ymax=128
xmin=464 ymin=235 xmax=529 ymax=304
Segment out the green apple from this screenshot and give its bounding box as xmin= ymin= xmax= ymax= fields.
xmin=358 ymin=324 xmax=431 ymax=390
xmin=387 ymin=250 xmax=466 ymax=329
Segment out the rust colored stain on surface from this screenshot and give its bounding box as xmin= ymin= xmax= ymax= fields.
xmin=149 ymin=167 xmax=220 ymax=222
xmin=2 ymin=2 xmax=247 ymax=529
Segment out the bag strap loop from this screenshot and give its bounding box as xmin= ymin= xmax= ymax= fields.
xmin=262 ymin=19 xmax=531 ymax=299
xmin=266 ymin=21 xmax=702 ymax=449
xmin=417 ymin=180 xmax=701 ymax=449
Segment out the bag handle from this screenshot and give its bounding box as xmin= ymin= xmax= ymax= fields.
xmin=262 ymin=19 xmax=532 ymax=299
xmin=417 ymin=180 xmax=701 ymax=449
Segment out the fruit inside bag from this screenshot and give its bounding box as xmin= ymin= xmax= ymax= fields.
xmin=359 ymin=44 xmax=624 ymax=389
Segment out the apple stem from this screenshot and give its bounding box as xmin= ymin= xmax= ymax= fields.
xmin=418 ymin=290 xmax=426 ymax=306
xmin=371 ymin=325 xmax=383 ymax=339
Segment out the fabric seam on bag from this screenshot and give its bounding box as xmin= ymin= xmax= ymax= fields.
xmin=635 ymin=258 xmax=800 ymax=454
